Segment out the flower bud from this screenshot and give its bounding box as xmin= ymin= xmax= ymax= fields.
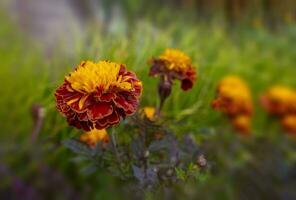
xmin=158 ymin=77 xmax=172 ymax=103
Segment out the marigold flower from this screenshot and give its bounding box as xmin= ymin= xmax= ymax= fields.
xmin=149 ymin=48 xmax=197 ymax=91
xmin=261 ymin=86 xmax=296 ymax=135
xmin=212 ymin=76 xmax=253 ymax=116
xmin=55 ymin=60 xmax=142 ymax=131
xmin=231 ymin=115 xmax=251 ymax=135
xmin=80 ymin=128 xmax=109 ymax=148
xmin=212 ymin=76 xmax=253 ymax=134
xmin=261 ymin=86 xmax=296 ymax=116
xmin=281 ymin=115 xmax=296 ymax=135
xmin=143 ymin=107 xmax=156 ymax=121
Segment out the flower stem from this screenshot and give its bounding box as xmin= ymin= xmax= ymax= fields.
xmin=111 ymin=129 xmax=121 ymax=162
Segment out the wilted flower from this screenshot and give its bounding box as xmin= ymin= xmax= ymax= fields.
xmin=261 ymin=86 xmax=296 ymax=135
xmin=212 ymin=76 xmax=253 ymax=134
xmin=80 ymin=128 xmax=109 ymax=148
xmin=261 ymin=86 xmax=296 ymax=116
xmin=55 ymin=61 xmax=142 ymax=131
xmin=149 ymin=48 xmax=197 ymax=91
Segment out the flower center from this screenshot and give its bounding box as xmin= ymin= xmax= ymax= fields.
xmin=159 ymin=49 xmax=192 ymax=71
xmin=66 ymin=61 xmax=132 ymax=93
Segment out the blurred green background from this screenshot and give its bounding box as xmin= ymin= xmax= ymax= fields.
xmin=1 ymin=0 xmax=296 ymax=199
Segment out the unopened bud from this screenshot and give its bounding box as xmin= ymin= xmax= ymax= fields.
xmin=158 ymin=78 xmax=172 ymax=101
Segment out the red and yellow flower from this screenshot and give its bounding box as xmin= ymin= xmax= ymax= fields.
xmin=149 ymin=48 xmax=197 ymax=91
xmin=212 ymin=76 xmax=253 ymax=134
xmin=261 ymin=86 xmax=296 ymax=135
xmin=55 ymin=60 xmax=142 ymax=131
xmin=80 ymin=128 xmax=109 ymax=148
xmin=261 ymin=86 xmax=296 ymax=116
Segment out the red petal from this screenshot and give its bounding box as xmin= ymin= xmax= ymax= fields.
xmin=55 ymin=83 xmax=68 ymax=97
xmin=107 ymin=111 xmax=120 ymax=124
xmin=181 ymin=79 xmax=193 ymax=91
xmin=88 ymin=102 xmax=113 ymax=120
xmin=149 ymin=64 xmax=160 ymax=76
xmin=80 ymin=121 xmax=92 ymax=131
xmin=95 ymin=122 xmax=107 ymax=130
xmin=114 ymin=94 xmax=139 ymax=114
xmin=99 ymin=93 xmax=116 ymax=102
xmin=97 ymin=118 xmax=108 ymax=127
xmin=114 ymin=95 xmax=132 ymax=111
xmin=118 ymin=64 xmax=127 ymax=75
xmin=69 ymin=101 xmax=85 ymax=113
xmin=78 ymin=112 xmax=88 ymax=121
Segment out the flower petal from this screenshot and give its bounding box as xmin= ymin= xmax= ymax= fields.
xmin=88 ymin=102 xmax=113 ymax=120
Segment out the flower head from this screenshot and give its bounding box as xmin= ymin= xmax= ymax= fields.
xmin=55 ymin=61 xmax=142 ymax=131
xmin=261 ymin=86 xmax=296 ymax=116
xmin=212 ymin=76 xmax=253 ymax=134
xmin=261 ymin=86 xmax=296 ymax=135
xmin=232 ymin=115 xmax=251 ymax=135
xmin=80 ymin=128 xmax=109 ymax=148
xmin=281 ymin=115 xmax=296 ymax=135
xmin=149 ymin=48 xmax=197 ymax=91
xmin=143 ymin=107 xmax=156 ymax=121
xmin=212 ymin=76 xmax=253 ymax=116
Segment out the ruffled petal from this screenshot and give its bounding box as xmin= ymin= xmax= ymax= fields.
xmin=181 ymin=79 xmax=193 ymax=91
xmin=87 ymin=102 xmax=113 ymax=120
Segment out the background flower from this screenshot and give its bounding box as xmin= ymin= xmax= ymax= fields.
xmin=212 ymin=76 xmax=253 ymax=134
xmin=149 ymin=48 xmax=197 ymax=91
xmin=261 ymin=86 xmax=296 ymax=134
xmin=143 ymin=107 xmax=156 ymax=121
xmin=80 ymin=128 xmax=109 ymax=148
xmin=261 ymin=86 xmax=296 ymax=116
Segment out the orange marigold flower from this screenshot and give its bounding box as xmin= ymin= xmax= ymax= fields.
xmin=143 ymin=107 xmax=156 ymax=121
xmin=149 ymin=48 xmax=197 ymax=91
xmin=212 ymin=76 xmax=253 ymax=134
xmin=55 ymin=61 xmax=142 ymax=131
xmin=80 ymin=128 xmax=109 ymax=148
xmin=281 ymin=115 xmax=296 ymax=135
xmin=212 ymin=76 xmax=253 ymax=117
xmin=261 ymin=86 xmax=296 ymax=117
xmin=231 ymin=115 xmax=251 ymax=135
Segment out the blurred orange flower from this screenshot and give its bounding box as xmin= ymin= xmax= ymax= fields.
xmin=55 ymin=61 xmax=142 ymax=131
xmin=232 ymin=115 xmax=251 ymax=135
xmin=261 ymin=86 xmax=296 ymax=117
xmin=149 ymin=48 xmax=196 ymax=91
xmin=80 ymin=128 xmax=109 ymax=148
xmin=261 ymin=86 xmax=296 ymax=135
xmin=212 ymin=76 xmax=253 ymax=135
xmin=143 ymin=107 xmax=156 ymax=121
xmin=281 ymin=115 xmax=296 ymax=135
